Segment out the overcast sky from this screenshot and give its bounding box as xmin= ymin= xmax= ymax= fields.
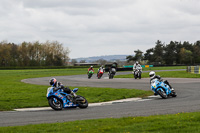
xmin=0 ymin=0 xmax=200 ymax=58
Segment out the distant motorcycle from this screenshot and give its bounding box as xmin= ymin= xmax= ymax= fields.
xmin=47 ymin=87 xmax=88 ymax=110
xmin=97 ymin=69 xmax=104 ymax=79
xmin=108 ymin=68 xmax=116 ymax=79
xmin=88 ymin=70 xmax=94 ymax=79
xmin=150 ymin=79 xmax=177 ymax=99
xmin=133 ymin=69 xmax=142 ymax=79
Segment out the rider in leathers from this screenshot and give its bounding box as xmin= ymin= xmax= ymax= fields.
xmin=108 ymin=63 xmax=117 ymax=75
xmin=97 ymin=65 xmax=105 ymax=76
xmin=88 ymin=66 xmax=94 ymax=74
xmin=149 ymin=71 xmax=174 ymax=95
xmin=49 ymin=78 xmax=77 ymax=98
xmin=133 ymin=61 xmax=142 ymax=75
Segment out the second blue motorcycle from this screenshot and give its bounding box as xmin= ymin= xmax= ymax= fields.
xmin=150 ymin=79 xmax=177 ymax=99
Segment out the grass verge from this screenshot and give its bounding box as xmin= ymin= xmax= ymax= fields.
xmin=0 ymin=69 xmax=152 ymax=111
xmin=116 ymin=71 xmax=200 ymax=78
xmin=1 ymin=112 xmax=200 ymax=133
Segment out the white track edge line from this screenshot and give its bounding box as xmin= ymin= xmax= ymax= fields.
xmin=14 ymin=96 xmax=156 ymax=111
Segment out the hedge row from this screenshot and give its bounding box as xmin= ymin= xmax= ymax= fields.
xmin=0 ymin=66 xmax=91 ymax=70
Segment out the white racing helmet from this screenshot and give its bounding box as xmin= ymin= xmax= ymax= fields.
xmin=149 ymin=71 xmax=155 ymax=79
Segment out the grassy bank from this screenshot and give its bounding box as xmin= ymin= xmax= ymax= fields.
xmin=1 ymin=112 xmax=200 ymax=133
xmin=0 ymin=69 xmax=152 ymax=111
xmin=116 ymin=71 xmax=200 ymax=78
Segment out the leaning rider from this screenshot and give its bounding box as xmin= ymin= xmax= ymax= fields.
xmin=133 ymin=61 xmax=142 ymax=75
xmin=149 ymin=71 xmax=174 ymax=94
xmin=88 ymin=66 xmax=94 ymax=74
xmin=97 ymin=65 xmax=105 ymax=76
xmin=108 ymin=63 xmax=117 ymax=75
xmin=49 ymin=78 xmax=77 ymax=98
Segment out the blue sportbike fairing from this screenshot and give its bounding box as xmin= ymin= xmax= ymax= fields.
xmin=150 ymin=79 xmax=176 ymax=99
xmin=46 ymin=87 xmax=88 ymax=110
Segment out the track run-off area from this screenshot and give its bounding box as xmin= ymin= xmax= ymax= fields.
xmin=1 ymin=69 xmax=200 ymax=127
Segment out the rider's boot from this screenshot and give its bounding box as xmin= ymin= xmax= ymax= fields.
xmin=165 ymin=80 xmax=174 ymax=92
xmin=66 ymin=92 xmax=77 ymax=103
xmin=168 ymin=84 xmax=174 ymax=92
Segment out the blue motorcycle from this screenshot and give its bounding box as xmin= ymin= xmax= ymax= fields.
xmin=47 ymin=87 xmax=88 ymax=110
xmin=150 ymin=79 xmax=177 ymax=99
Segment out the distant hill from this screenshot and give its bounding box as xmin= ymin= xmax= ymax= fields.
xmin=73 ymin=55 xmax=129 ymax=62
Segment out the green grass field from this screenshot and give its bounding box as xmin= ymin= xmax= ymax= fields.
xmin=1 ymin=66 xmax=200 ymax=132
xmin=0 ymin=68 xmax=152 ymax=111
xmin=1 ymin=112 xmax=200 ymax=133
xmin=0 ymin=66 xmax=195 ymax=111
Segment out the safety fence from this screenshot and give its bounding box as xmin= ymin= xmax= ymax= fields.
xmin=187 ymin=66 xmax=200 ymax=74
xmin=109 ymin=65 xmax=154 ymax=72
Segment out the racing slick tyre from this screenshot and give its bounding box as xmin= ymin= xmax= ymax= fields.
xmin=109 ymin=74 xmax=113 ymax=79
xmin=157 ymin=89 xmax=167 ymax=99
xmin=139 ymin=73 xmax=141 ymax=79
xmin=88 ymin=74 xmax=92 ymax=79
xmin=134 ymin=75 xmax=137 ymax=79
xmin=97 ymin=73 xmax=102 ymax=79
xmin=76 ymin=95 xmax=88 ymax=109
xmin=171 ymin=91 xmax=177 ymax=97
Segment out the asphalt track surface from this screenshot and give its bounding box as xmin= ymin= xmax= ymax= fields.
xmin=1 ymin=69 xmax=200 ymax=127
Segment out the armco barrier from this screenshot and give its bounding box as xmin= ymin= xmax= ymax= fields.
xmin=187 ymin=66 xmax=200 ymax=74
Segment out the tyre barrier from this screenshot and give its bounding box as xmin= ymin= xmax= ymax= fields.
xmin=187 ymin=66 xmax=200 ymax=74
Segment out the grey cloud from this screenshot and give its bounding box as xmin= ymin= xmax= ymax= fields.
xmin=0 ymin=0 xmax=200 ymax=58
xmin=22 ymin=0 xmax=134 ymax=9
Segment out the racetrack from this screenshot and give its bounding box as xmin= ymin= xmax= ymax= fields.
xmin=1 ymin=70 xmax=200 ymax=127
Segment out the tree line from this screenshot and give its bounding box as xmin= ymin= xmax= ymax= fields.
xmin=0 ymin=41 xmax=69 ymax=67
xmin=127 ymin=40 xmax=200 ymax=65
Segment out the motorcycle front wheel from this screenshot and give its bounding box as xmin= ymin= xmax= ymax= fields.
xmin=48 ymin=97 xmax=63 ymax=110
xmin=88 ymin=74 xmax=92 ymax=79
xmin=139 ymin=73 xmax=141 ymax=79
xmin=98 ymin=74 xmax=102 ymax=79
xmin=157 ymin=90 xmax=167 ymax=99
xmin=76 ymin=95 xmax=88 ymax=109
xmin=109 ymin=74 xmax=112 ymax=79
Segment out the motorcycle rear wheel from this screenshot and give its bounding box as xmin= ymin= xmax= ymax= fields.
xmin=171 ymin=91 xmax=177 ymax=97
xmin=48 ymin=97 xmax=63 ymax=110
